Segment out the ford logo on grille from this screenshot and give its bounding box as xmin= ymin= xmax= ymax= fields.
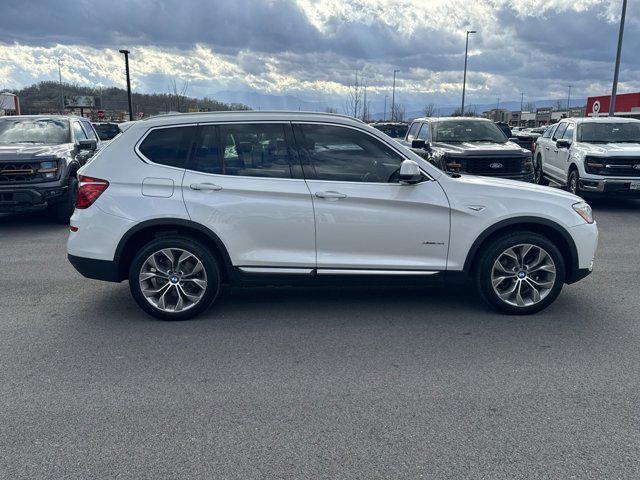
xmin=489 ymin=162 xmax=503 ymax=169
xmin=633 ymin=164 xmax=640 ymax=170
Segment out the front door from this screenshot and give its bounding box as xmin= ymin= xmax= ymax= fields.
xmin=293 ymin=123 xmax=450 ymax=272
xmin=182 ymin=122 xmax=316 ymax=269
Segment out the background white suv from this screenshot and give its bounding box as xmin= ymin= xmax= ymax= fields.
xmin=67 ymin=111 xmax=598 ymax=320
xmin=534 ymin=117 xmax=640 ymax=197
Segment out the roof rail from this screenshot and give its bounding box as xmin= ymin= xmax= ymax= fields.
xmin=144 ymin=110 xmax=365 ymax=123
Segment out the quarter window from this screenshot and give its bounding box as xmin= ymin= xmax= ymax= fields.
xmin=295 ymin=124 xmax=404 ymax=183
xmin=190 ymin=123 xmax=293 ymax=178
xmin=138 ymin=126 xmax=196 ymax=168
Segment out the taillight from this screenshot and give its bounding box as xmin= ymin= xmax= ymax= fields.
xmin=531 ymin=141 xmax=536 ymax=152
xmin=75 ymin=175 xmax=109 ymax=209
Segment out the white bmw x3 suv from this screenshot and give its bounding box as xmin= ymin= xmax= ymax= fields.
xmin=67 ymin=111 xmax=598 ymax=320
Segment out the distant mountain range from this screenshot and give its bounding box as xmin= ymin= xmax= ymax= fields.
xmin=212 ymin=89 xmax=587 ymax=121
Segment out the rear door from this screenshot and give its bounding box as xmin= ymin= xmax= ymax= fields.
xmin=182 ymin=122 xmax=316 ymax=269
xmin=293 ymin=122 xmax=450 ymax=272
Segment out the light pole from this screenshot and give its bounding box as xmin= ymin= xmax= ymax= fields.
xmin=520 ymin=92 xmax=524 ymax=127
xmin=391 ymin=69 xmax=399 ymax=122
xmin=609 ymin=0 xmax=627 ymax=117
xmin=567 ymin=85 xmax=572 ymax=112
xmin=119 ymin=49 xmax=133 ymax=121
xmin=461 ymin=30 xmax=476 ymax=116
xmin=383 ymin=94 xmax=387 ymax=122
xmin=57 ymin=59 xmax=64 ymax=113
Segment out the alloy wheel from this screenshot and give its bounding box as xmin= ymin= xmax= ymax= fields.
xmin=139 ymin=248 xmax=208 ymax=313
xmin=491 ymin=243 xmax=556 ymax=307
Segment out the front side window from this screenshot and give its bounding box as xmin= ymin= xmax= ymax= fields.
xmin=562 ymin=124 xmax=575 ymax=140
xmin=406 ymin=122 xmax=420 ymax=141
xmin=0 ymin=118 xmax=70 ymax=144
xmin=138 ymin=126 xmax=196 ymax=168
xmin=416 ymin=123 xmax=430 ymax=141
xmin=553 ymin=123 xmax=568 ymax=140
xmin=578 ymin=122 xmax=640 ymax=143
xmin=433 ymin=120 xmax=507 ymax=143
xmin=295 ymin=124 xmax=404 ymax=183
xmin=81 ymin=121 xmax=98 ymax=141
xmin=73 ymin=122 xmax=88 ymax=141
xmin=190 ymin=123 xmax=293 ymax=178
xmin=542 ymin=125 xmax=554 ymax=138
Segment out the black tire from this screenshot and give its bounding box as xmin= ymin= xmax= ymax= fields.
xmin=128 ymin=235 xmax=221 ymax=321
xmin=534 ymin=155 xmax=549 ymax=185
xmin=54 ymin=176 xmax=78 ymax=224
xmin=567 ymin=168 xmax=580 ymax=195
xmin=475 ymin=232 xmax=566 ymax=315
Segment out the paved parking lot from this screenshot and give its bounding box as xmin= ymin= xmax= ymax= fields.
xmin=1 ymin=199 xmax=640 ymax=479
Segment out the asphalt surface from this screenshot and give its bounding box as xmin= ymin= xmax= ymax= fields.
xmin=1 ymin=199 xmax=640 ymax=479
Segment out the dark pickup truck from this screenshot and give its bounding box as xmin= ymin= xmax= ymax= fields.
xmin=0 ymin=115 xmax=101 ymax=222
xmin=401 ymin=117 xmax=534 ymax=182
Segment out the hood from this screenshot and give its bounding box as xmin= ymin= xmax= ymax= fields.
xmin=452 ymin=174 xmax=582 ymax=203
xmin=577 ymin=142 xmax=640 ymax=156
xmin=434 ymin=141 xmax=527 ymax=156
xmin=0 ymin=143 xmax=73 ymax=161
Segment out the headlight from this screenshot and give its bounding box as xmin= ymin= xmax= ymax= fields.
xmin=37 ymin=160 xmax=59 ymax=179
xmin=573 ymin=201 xmax=594 ymax=224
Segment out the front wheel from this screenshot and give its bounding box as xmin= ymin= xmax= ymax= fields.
xmin=534 ymin=156 xmax=548 ymax=185
xmin=475 ymin=232 xmax=566 ymax=315
xmin=128 ymin=236 xmax=221 ymax=320
xmin=54 ymin=176 xmax=78 ymax=223
xmin=567 ymin=169 xmax=580 ymax=196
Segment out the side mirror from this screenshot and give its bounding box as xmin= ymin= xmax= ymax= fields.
xmin=78 ymin=139 xmax=97 ymax=151
xmin=399 ymin=159 xmax=423 ymax=184
xmin=411 ymin=139 xmax=429 ymax=150
xmin=556 ymin=139 xmax=571 ymax=149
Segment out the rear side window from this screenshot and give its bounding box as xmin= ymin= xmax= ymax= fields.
xmin=138 ymin=126 xmax=196 ymax=168
xmin=190 ymin=123 xmax=293 ymax=178
xmin=406 ymin=122 xmax=420 ymax=141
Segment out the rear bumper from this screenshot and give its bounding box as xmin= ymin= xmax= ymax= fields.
xmin=68 ymin=254 xmax=121 ymax=282
xmin=579 ymin=177 xmax=640 ymax=196
xmin=0 ymin=184 xmax=67 ymax=213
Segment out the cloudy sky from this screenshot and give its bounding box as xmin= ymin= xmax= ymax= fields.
xmin=0 ymin=0 xmax=637 ymax=111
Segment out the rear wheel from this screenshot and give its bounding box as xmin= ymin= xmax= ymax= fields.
xmin=128 ymin=236 xmax=221 ymax=321
xmin=475 ymin=232 xmax=566 ymax=315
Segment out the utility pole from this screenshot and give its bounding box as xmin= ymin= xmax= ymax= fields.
xmin=461 ymin=30 xmax=476 ymax=116
xmin=362 ymin=83 xmax=367 ymax=122
xmin=119 ymin=49 xmax=133 ymax=121
xmin=609 ymin=0 xmax=627 ymax=117
xmin=391 ymin=69 xmax=399 ymax=122
xmin=58 ymin=59 xmax=64 ymax=113
xmin=567 ymin=85 xmax=572 ymax=112
xmin=520 ymin=92 xmax=524 ymax=127
xmin=383 ymin=94 xmax=387 ymax=122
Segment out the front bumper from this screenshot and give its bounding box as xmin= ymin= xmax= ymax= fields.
xmin=0 ymin=182 xmax=68 ymax=213
xmin=466 ymin=171 xmax=535 ymax=183
xmin=579 ymin=177 xmax=640 ymax=196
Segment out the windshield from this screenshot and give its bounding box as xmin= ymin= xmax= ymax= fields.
xmin=434 ymin=120 xmax=507 ymax=143
xmin=578 ymin=122 xmax=640 ymax=143
xmin=94 ymin=123 xmax=121 ymax=140
xmin=0 ymin=118 xmax=71 ymax=144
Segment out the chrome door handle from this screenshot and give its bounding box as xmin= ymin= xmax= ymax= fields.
xmin=190 ymin=183 xmax=222 ymax=191
xmin=315 ymin=191 xmax=347 ymax=199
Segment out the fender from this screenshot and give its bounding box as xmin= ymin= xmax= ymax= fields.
xmin=462 ymin=216 xmax=579 ymax=278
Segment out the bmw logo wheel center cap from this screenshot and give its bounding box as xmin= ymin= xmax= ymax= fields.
xmin=517 ymin=271 xmax=527 ymax=279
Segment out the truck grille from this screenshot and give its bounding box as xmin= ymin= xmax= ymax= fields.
xmin=0 ymin=160 xmax=58 ymax=184
xmin=585 ymin=156 xmax=640 ymax=177
xmin=458 ymin=156 xmax=524 ymax=175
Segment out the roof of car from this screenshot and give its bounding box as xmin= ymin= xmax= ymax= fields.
xmin=2 ymin=114 xmax=87 ymax=121
xmin=128 ymin=110 xmax=367 ymax=130
xmin=411 ymin=116 xmax=492 ymax=123
xmin=565 ymin=116 xmax=640 ymax=124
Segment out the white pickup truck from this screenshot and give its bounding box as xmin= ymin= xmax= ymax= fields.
xmin=534 ymin=117 xmax=640 ymax=197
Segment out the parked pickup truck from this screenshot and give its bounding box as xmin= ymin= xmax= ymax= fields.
xmin=402 ymin=117 xmax=534 ymax=182
xmin=0 ymin=115 xmax=101 ymax=222
xmin=534 ymin=117 xmax=640 ymax=197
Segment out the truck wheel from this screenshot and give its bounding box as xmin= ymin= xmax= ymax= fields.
xmin=535 ymin=156 xmax=548 ymax=185
xmin=128 ymin=235 xmax=221 ymax=321
xmin=475 ymin=232 xmax=566 ymax=315
xmin=567 ymin=169 xmax=581 ymax=196
xmin=54 ymin=176 xmax=78 ymax=224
